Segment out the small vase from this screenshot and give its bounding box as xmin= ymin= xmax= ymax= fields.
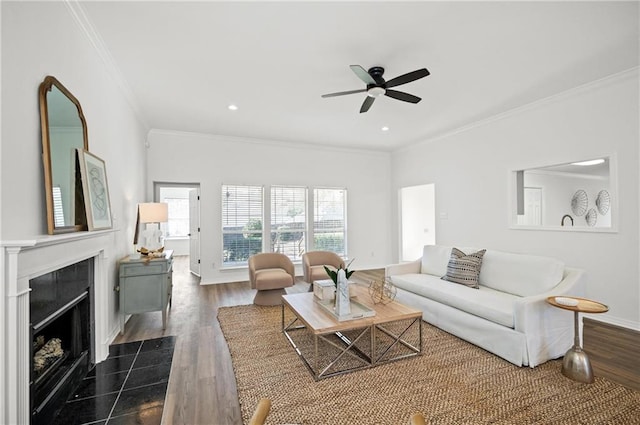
xmin=335 ymin=269 xmax=351 ymax=316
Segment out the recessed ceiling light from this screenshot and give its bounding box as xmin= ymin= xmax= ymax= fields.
xmin=571 ymin=159 xmax=605 ymax=166
xmin=228 ymin=104 xmax=238 ymax=111
xmin=381 ymin=126 xmax=390 ymax=132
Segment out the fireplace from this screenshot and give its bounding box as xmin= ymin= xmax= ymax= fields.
xmin=29 ymin=258 xmax=94 ymax=425
xmin=1 ymin=230 xmax=113 ymax=424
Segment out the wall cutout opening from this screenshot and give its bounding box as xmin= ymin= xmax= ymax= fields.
xmin=512 ymin=156 xmax=616 ymax=231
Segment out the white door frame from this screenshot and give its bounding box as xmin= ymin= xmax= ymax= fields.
xmin=399 ymin=184 xmax=436 ymax=262
xmin=154 ymin=182 xmax=201 ymax=275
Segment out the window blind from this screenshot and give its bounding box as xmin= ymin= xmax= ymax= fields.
xmin=222 ymin=184 xmax=263 ymax=266
xmin=52 ymin=186 xmax=65 ymax=227
xmin=313 ymin=188 xmax=346 ymax=256
xmin=271 ymin=186 xmax=306 ymax=261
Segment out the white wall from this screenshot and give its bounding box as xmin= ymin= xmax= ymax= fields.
xmin=164 ymin=239 xmax=189 ymax=256
xmin=391 ymin=70 xmax=639 ymax=328
xmin=146 ymin=130 xmax=392 ymax=284
xmin=1 ymin=2 xmax=148 ymax=338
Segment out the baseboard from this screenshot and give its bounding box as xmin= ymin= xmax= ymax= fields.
xmin=584 ymin=313 xmax=640 ymax=331
xmin=106 ymin=325 xmax=121 ymax=347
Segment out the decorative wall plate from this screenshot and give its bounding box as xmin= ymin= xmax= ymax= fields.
xmin=596 ymin=190 xmax=610 ymax=215
xmin=585 ymin=208 xmax=597 ymax=227
xmin=571 ymin=189 xmax=588 ymax=216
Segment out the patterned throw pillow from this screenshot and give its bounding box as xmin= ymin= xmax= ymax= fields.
xmin=441 ymin=248 xmax=486 ymax=289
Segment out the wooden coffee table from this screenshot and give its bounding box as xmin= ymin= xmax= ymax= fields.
xmin=282 ymin=285 xmax=422 ymax=380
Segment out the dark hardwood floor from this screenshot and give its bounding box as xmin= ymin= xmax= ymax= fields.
xmin=112 ymin=256 xmax=383 ymax=424
xmin=583 ymin=317 xmax=640 ymax=391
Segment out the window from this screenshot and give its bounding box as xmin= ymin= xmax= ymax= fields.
xmin=163 ymin=198 xmax=189 ymax=237
xmin=52 ymin=186 xmax=65 ymax=227
xmin=271 ymin=186 xmax=307 ymax=261
xmin=222 ymin=185 xmax=263 ymax=267
xmin=220 ymin=185 xmax=347 ymax=267
xmin=313 ymin=188 xmax=346 ymax=256
xmin=158 ymin=186 xmax=194 ymax=238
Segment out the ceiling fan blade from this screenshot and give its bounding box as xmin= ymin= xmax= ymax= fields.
xmin=384 ymin=89 xmax=422 ymax=104
xmin=321 ymin=88 xmax=367 ymax=98
xmin=350 ymin=65 xmax=376 ymax=85
xmin=360 ymin=96 xmax=375 ymax=113
xmin=385 ymin=68 xmax=430 ymax=88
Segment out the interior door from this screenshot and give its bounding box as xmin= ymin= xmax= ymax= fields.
xmin=189 ymin=188 xmax=201 ymax=276
xmin=517 ymin=187 xmax=542 ymax=226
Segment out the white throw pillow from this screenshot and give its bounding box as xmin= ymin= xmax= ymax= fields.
xmin=421 ymin=245 xmax=453 ymax=276
xmin=479 ymin=250 xmax=565 ymax=297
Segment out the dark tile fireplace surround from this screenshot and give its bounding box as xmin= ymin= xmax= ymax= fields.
xmin=2 ymin=231 xmax=115 ymax=424
xmin=30 ymin=258 xmax=94 ymax=425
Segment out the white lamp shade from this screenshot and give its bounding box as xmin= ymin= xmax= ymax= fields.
xmin=138 ymin=202 xmax=168 ymax=223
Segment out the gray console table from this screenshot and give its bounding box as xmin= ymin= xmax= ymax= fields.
xmin=118 ymin=250 xmax=173 ymax=334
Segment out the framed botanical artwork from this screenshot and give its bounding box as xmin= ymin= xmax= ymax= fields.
xmin=78 ymin=149 xmax=112 ymax=230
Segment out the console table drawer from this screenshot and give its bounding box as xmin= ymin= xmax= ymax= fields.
xmin=120 ymin=262 xmax=168 ymax=277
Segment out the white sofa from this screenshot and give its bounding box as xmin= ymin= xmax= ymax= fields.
xmin=385 ymin=245 xmax=585 ymax=367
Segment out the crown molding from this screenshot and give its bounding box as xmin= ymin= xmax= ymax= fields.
xmin=396 ymin=66 xmax=639 ymax=154
xmin=147 ymin=128 xmax=392 ymax=157
xmin=64 ymin=0 xmax=149 ymax=131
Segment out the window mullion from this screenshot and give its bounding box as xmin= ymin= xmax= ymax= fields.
xmin=307 ymin=189 xmax=314 ymax=252
xmin=263 ymin=185 xmax=271 ymax=253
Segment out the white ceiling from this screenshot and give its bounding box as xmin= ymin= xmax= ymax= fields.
xmin=80 ymin=1 xmax=639 ymax=151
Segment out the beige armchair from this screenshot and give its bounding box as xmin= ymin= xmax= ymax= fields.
xmin=302 ymin=251 xmax=345 ymax=289
xmin=248 ymin=253 xmax=295 ymax=305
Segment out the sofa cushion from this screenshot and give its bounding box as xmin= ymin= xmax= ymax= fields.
xmin=441 ymin=248 xmax=486 ymax=289
xmin=479 ymin=251 xmax=564 ymax=297
xmin=391 ymin=273 xmax=516 ymax=328
xmin=421 ymin=245 xmax=453 ymax=276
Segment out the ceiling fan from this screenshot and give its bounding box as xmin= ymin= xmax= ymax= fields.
xmin=322 ymin=65 xmax=430 ymax=113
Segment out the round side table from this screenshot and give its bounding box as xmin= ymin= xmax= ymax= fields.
xmin=546 ymin=296 xmax=608 ymax=384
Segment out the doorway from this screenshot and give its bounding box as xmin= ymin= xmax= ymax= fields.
xmin=155 ymin=183 xmax=201 ymax=276
xmin=400 ymin=184 xmax=436 ymax=262
xmin=517 ymin=187 xmax=542 ymax=226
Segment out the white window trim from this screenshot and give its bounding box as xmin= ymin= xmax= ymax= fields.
xmin=220 ymin=184 xmax=348 ymax=268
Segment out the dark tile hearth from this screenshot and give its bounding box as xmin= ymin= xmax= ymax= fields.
xmin=53 ymin=336 xmax=175 ymax=425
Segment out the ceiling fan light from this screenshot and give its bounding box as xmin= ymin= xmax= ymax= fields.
xmin=367 ymin=87 xmax=386 ymax=98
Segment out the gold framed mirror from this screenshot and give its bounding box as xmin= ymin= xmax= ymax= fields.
xmin=39 ymin=76 xmax=88 ymax=234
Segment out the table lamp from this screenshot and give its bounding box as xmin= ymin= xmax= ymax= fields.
xmin=134 ymin=202 xmax=168 ymax=252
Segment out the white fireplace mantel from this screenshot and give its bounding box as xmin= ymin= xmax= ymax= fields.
xmin=1 ymin=229 xmax=117 ymax=425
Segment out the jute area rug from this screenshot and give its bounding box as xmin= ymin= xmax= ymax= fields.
xmin=217 ymin=305 xmax=640 ymax=425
